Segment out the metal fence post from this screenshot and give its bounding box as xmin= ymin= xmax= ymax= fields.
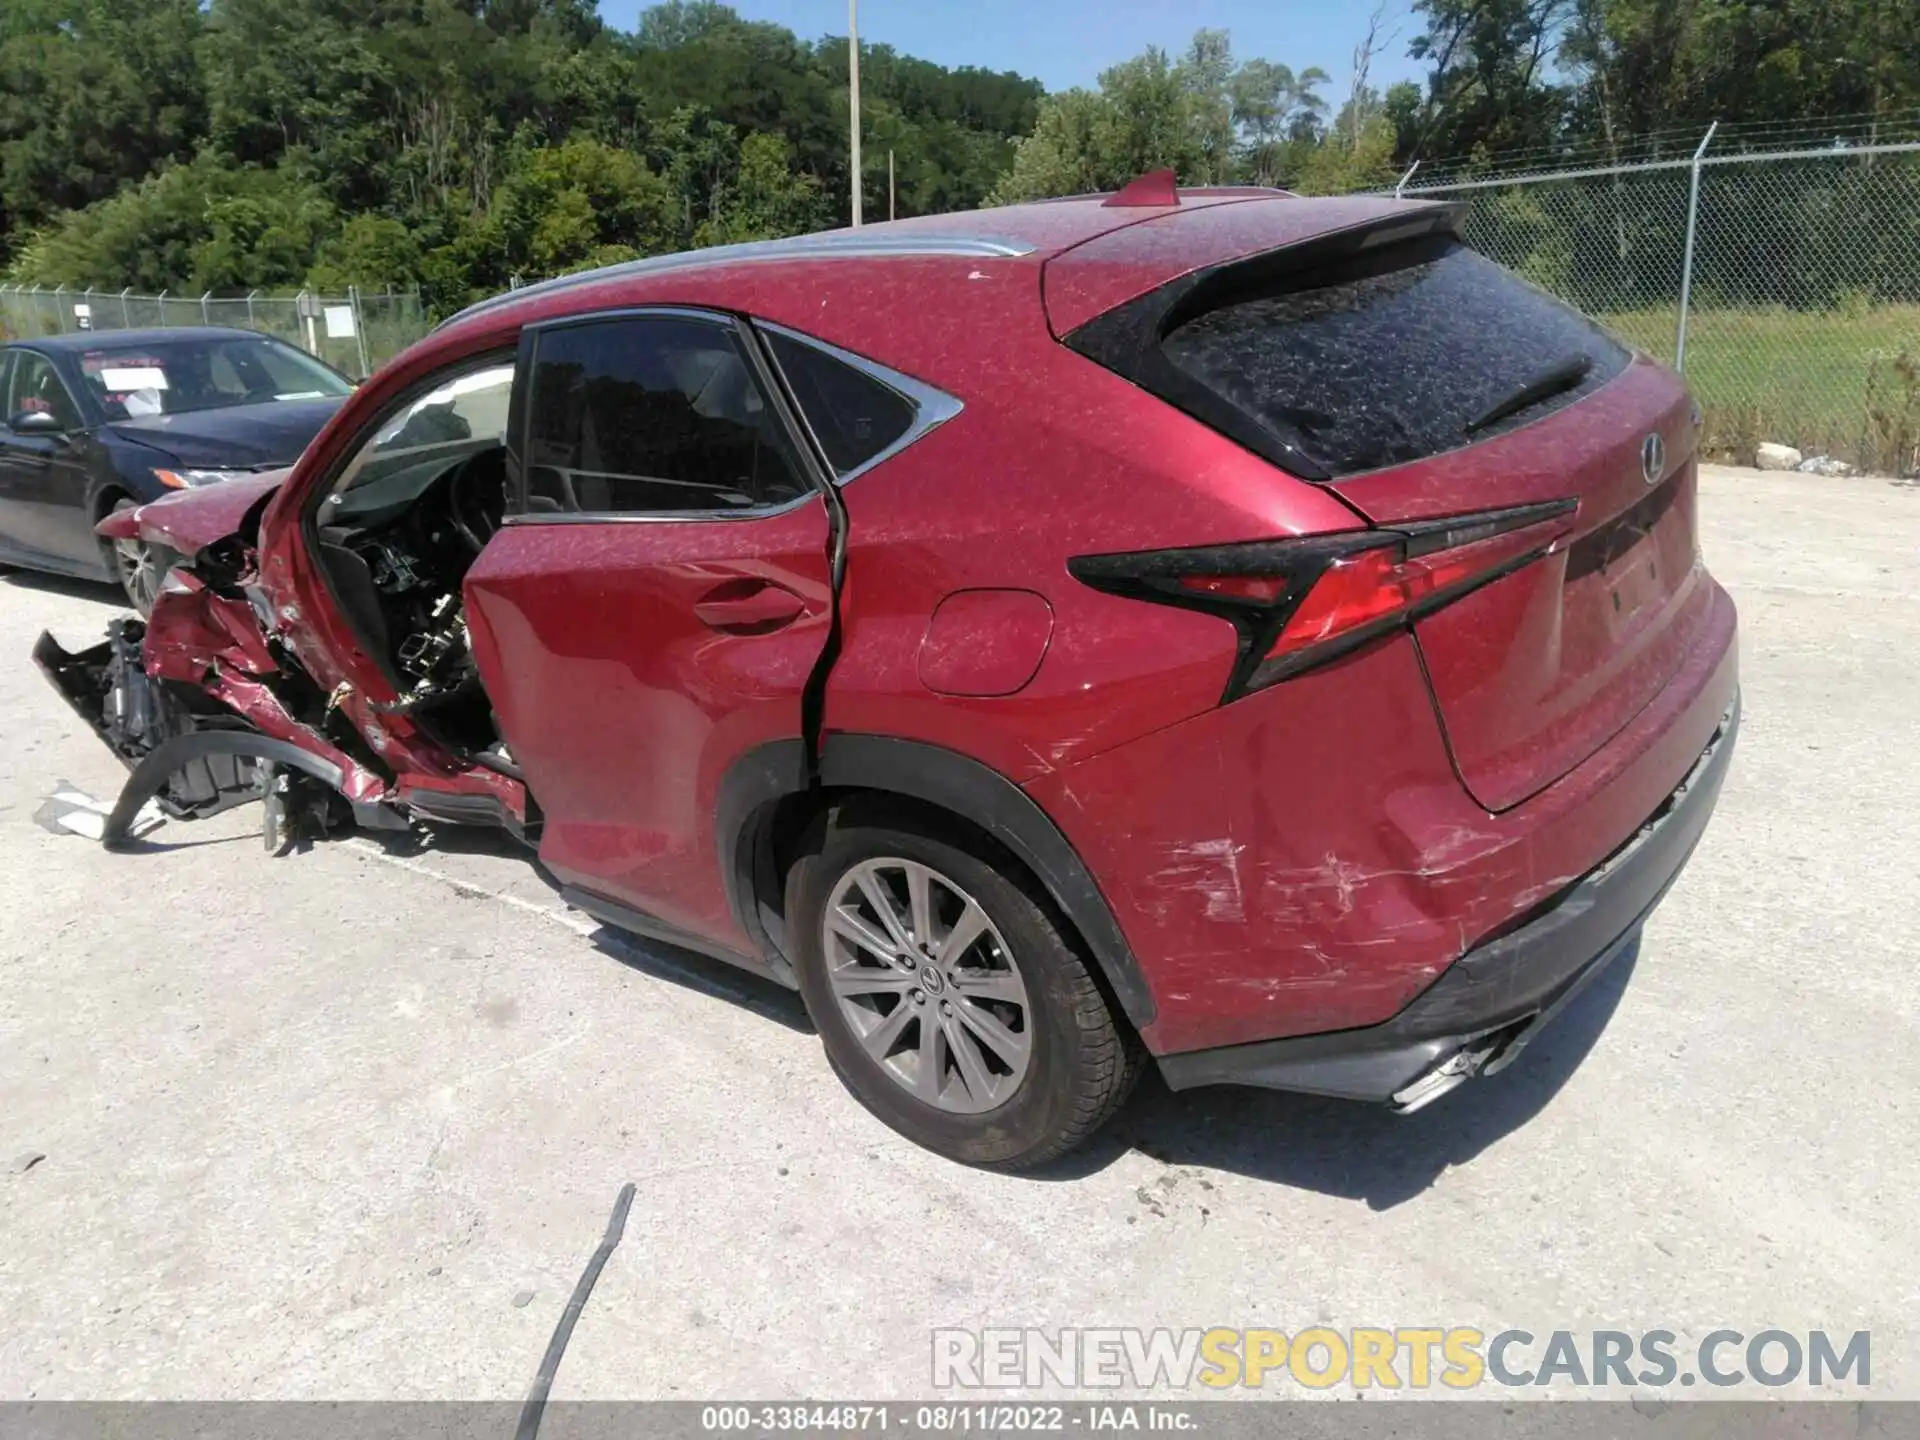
xmin=246 ymin=289 xmax=257 ymax=328
xmin=200 ymin=290 xmax=212 ymax=323
xmin=53 ymin=283 xmax=68 ymax=333
xmin=349 ymin=284 xmax=372 ymax=379
xmin=1674 ymin=121 xmax=1719 ymax=372
xmin=120 ymin=287 xmax=132 ymax=326
xmin=1394 ymin=160 xmax=1421 ymax=198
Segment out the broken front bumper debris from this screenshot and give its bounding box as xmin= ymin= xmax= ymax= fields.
xmin=34 ymin=621 xmax=348 ymax=846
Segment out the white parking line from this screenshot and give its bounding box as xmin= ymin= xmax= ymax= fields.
xmin=344 ymin=837 xmax=599 ymax=937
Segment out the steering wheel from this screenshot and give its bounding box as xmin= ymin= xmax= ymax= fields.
xmin=446 ymin=452 xmax=504 ymax=555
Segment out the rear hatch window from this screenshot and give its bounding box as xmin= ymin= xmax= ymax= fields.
xmin=1159 ymin=236 xmax=1630 ymax=478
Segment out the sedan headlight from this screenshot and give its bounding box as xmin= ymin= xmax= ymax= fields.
xmin=153 ymin=467 xmax=248 ymax=489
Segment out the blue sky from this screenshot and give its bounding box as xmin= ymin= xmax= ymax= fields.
xmin=596 ymin=0 xmax=1427 ymax=98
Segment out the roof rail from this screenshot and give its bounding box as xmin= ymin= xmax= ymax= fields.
xmin=437 ymin=230 xmax=1038 ymax=331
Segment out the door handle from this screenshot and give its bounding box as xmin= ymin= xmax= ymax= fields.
xmin=692 ymin=580 xmax=807 ymax=633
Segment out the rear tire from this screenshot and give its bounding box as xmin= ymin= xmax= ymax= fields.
xmin=787 ymin=803 xmax=1139 ymax=1169
xmin=105 ymin=498 xmax=173 ymax=617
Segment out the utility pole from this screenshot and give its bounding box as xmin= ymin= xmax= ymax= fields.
xmin=888 ymin=149 xmax=895 ymax=221
xmin=848 ymin=0 xmax=862 ymax=226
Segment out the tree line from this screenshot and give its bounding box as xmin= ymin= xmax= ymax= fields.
xmin=2 ymin=0 xmax=1916 ymax=317
xmin=995 ymin=0 xmax=1920 ymax=200
xmin=0 ymin=0 xmax=1040 ymax=313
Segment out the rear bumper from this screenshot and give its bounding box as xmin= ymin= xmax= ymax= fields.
xmin=1156 ymin=694 xmax=1738 ymax=1107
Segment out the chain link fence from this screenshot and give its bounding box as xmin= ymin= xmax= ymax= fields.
xmin=1392 ymin=136 xmax=1920 ymax=476
xmin=0 ymin=285 xmax=429 ymax=381
xmin=6 ymin=137 xmax=1916 ymax=473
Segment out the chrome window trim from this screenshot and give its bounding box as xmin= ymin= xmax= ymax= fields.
xmin=443 ymin=232 xmax=1038 ymax=330
xmin=754 ymin=321 xmax=963 ymax=487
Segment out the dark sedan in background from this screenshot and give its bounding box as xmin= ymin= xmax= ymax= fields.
xmin=0 ymin=327 xmax=353 ymax=611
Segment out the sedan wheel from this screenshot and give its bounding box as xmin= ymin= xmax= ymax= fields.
xmin=822 ymin=857 xmax=1034 ymax=1115
xmin=108 ymin=500 xmax=167 ymax=616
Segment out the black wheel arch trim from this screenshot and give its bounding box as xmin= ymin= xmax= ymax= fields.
xmin=714 ymin=739 xmax=811 ymax=989
xmin=716 ymin=733 xmax=1157 ymax=1030
xmin=93 ymin=485 xmax=135 ymax=522
xmin=100 ymin=731 xmax=345 ymax=847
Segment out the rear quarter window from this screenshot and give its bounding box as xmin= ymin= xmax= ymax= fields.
xmin=763 ymin=329 xmax=919 ymax=478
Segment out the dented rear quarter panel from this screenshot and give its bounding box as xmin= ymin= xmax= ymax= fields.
xmin=731 ymin=260 xmax=1363 ymax=781
xmin=1023 ymin=583 xmax=1737 ymax=1057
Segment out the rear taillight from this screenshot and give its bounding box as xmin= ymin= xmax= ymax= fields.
xmin=1070 ymin=499 xmax=1577 ymax=701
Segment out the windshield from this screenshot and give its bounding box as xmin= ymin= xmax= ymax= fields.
xmin=78 ymin=335 xmax=353 ymax=420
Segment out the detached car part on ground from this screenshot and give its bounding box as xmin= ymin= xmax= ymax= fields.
xmin=0 ymin=327 xmax=353 ymax=613
xmin=37 ymin=174 xmax=1739 ymax=1169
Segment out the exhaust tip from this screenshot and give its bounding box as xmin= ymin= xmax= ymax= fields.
xmin=1389 ymin=1019 xmax=1536 ymax=1114
xmin=1390 ymin=1049 xmax=1483 ymax=1113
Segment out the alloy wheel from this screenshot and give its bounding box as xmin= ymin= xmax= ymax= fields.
xmin=112 ymin=536 xmax=163 ymax=614
xmin=107 ymin=502 xmax=163 ymax=616
xmin=821 ymin=857 xmax=1033 ymax=1115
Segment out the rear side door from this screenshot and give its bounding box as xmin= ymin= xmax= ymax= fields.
xmin=462 ymin=309 xmax=838 ymax=951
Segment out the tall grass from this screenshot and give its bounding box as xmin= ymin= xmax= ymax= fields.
xmin=1602 ymin=304 xmax=1920 ymax=475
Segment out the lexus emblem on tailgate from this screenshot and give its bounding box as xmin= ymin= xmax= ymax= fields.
xmin=1641 ymin=432 xmax=1666 ymax=485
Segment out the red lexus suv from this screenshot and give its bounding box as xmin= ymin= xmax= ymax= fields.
xmin=39 ymin=175 xmax=1739 ymax=1168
